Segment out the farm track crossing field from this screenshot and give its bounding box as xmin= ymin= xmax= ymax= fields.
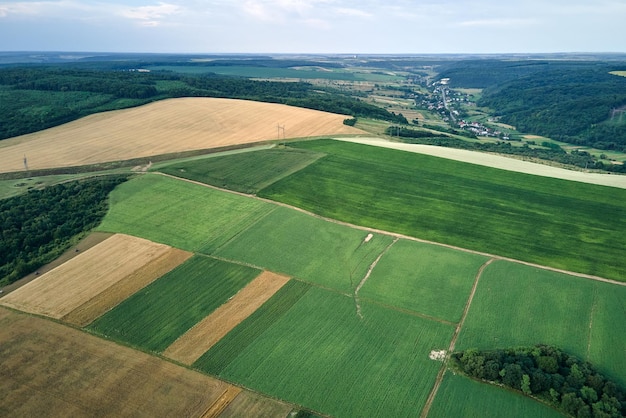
xmin=197 ymin=285 xmax=455 ymax=418
xmin=214 ymin=206 xmax=396 ymax=294
xmin=428 ymin=371 xmax=563 ymax=418
xmin=359 ymin=239 xmax=489 ymax=323
xmin=88 ymin=255 xmax=261 ymax=353
xmin=258 ymin=139 xmax=626 ymax=282
xmin=164 ymin=270 xmax=291 ymax=365
xmin=0 ymin=234 xmax=171 ymax=319
xmin=455 ymin=260 xmax=626 ymax=386
xmin=0 ymin=307 xmax=234 ymax=417
xmin=159 ymin=147 xmax=326 ymax=194
xmin=0 ymin=97 xmax=363 ymax=173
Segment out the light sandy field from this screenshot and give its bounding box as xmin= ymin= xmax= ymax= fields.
xmin=0 ymin=97 xmax=364 ymax=173
xmin=164 ymin=271 xmax=291 ymax=365
xmin=336 ymin=137 xmax=626 ymax=189
xmin=0 ymin=234 xmax=171 ymax=318
xmin=62 ymin=247 xmax=193 ymax=327
xmin=0 ymin=307 xmax=292 ymax=417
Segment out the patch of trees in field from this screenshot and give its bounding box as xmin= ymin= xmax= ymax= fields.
xmin=0 ymin=175 xmax=128 ymax=286
xmin=453 ymin=345 xmax=626 ymax=418
xmin=386 ymin=125 xmax=626 ymax=173
xmin=0 ymin=66 xmax=405 ymax=140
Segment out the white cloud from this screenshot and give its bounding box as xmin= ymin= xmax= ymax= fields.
xmin=457 ymin=18 xmax=538 ymax=28
xmin=334 ymin=7 xmax=372 ymax=19
xmin=119 ymin=2 xmax=182 ymax=26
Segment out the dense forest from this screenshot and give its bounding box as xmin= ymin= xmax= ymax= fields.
xmin=438 ymin=59 xmax=626 ymax=151
xmin=0 ymin=66 xmax=404 ymax=140
xmin=0 ymin=175 xmax=128 ymax=286
xmin=453 ymin=345 xmax=626 ymax=417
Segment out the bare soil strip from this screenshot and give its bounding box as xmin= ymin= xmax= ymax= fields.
xmin=419 ymin=258 xmax=495 ymax=418
xmin=0 ymin=234 xmax=171 ymax=318
xmin=200 ymin=386 xmax=243 ymax=418
xmin=164 ymin=271 xmax=291 ymax=365
xmin=336 ymin=137 xmax=626 ymax=190
xmin=62 ymin=247 xmax=193 ymax=327
xmin=0 ymin=97 xmax=364 ymax=173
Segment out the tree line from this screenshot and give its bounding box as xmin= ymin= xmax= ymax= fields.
xmin=0 ymin=175 xmax=128 ymax=286
xmin=453 ymin=345 xmax=625 ymax=417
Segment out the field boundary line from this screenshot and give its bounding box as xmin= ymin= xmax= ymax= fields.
xmin=155 ymin=172 xmax=626 ymax=288
xmin=420 ymin=257 xmax=495 ymax=418
xmin=359 ymin=297 xmax=456 ymax=326
xmin=354 ymin=237 xmax=398 ymax=319
xmin=210 ymin=206 xmax=279 ymax=254
xmin=586 ymin=283 xmax=599 ymax=360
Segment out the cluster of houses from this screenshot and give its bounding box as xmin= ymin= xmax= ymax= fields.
xmin=458 ymin=120 xmax=509 ymax=139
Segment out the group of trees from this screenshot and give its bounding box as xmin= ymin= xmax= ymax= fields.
xmin=453 ymin=345 xmax=625 ymax=417
xmin=0 ymin=175 xmax=128 ymax=286
xmin=436 ymin=60 xmax=626 ymax=152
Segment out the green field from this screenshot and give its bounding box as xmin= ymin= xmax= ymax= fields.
xmin=359 ymin=239 xmax=489 ymax=323
xmin=214 ymin=206 xmax=395 ymax=293
xmin=159 ymin=147 xmax=324 ymax=194
xmin=88 ymin=255 xmax=260 ymax=352
xmin=257 ymin=139 xmax=626 ymax=282
xmin=90 ymin=165 xmax=626 ymax=415
xmin=428 ymin=372 xmax=564 ymax=418
xmin=455 ymin=260 xmax=626 ymax=386
xmin=97 ymin=174 xmax=275 ymax=252
xmin=196 ymin=285 xmax=454 ymax=418
xmin=147 ymin=65 xmax=359 ymax=80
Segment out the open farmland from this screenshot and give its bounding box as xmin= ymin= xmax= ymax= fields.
xmin=88 ymin=255 xmax=260 ymax=353
xmin=97 ymin=174 xmax=275 ymax=252
xmin=358 ymin=239 xmax=489 ymax=323
xmin=257 ymin=139 xmax=626 ymax=282
xmin=0 ymin=234 xmax=173 ymax=319
xmin=0 ymin=97 xmax=363 ymax=173
xmin=196 ymin=284 xmax=454 ymax=418
xmin=159 ymin=147 xmax=325 ymax=194
xmin=214 ymin=206 xmax=395 ymax=294
xmin=455 ymin=260 xmax=626 ymax=386
xmin=0 ymin=307 xmax=298 ymax=418
xmin=164 ymin=271 xmax=291 ymax=365
xmin=428 ymin=371 xmax=563 ymax=418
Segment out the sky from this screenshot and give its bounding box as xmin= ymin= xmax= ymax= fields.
xmin=0 ymin=0 xmax=625 ymax=54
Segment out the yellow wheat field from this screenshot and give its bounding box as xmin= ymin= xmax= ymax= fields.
xmin=0 ymin=97 xmax=364 ymax=173
xmin=163 ymin=271 xmax=291 ymax=365
xmin=0 ymin=234 xmax=171 ymax=318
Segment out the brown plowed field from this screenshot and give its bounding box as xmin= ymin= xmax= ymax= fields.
xmin=164 ymin=271 xmax=291 ymax=365
xmin=62 ymin=247 xmax=193 ymax=326
xmin=0 ymin=307 xmax=292 ymax=417
xmin=0 ymin=97 xmax=364 ymax=173
xmin=0 ymin=234 xmax=171 ymax=319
